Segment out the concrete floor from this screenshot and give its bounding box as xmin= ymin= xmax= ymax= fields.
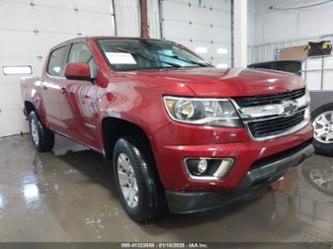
xmin=0 ymin=134 xmax=332 ymax=242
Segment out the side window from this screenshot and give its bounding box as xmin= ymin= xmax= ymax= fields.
xmin=68 ymin=43 xmax=97 ymax=78
xmin=47 ymin=46 xmax=66 ymax=77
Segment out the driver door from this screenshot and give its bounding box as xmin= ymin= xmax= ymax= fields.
xmin=58 ymin=42 xmax=99 ymax=148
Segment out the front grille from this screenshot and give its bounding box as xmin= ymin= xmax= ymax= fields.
xmin=234 ymin=88 xmax=306 ymax=107
xmin=247 ymin=110 xmax=305 ymax=138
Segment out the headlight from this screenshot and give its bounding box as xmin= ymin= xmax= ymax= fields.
xmin=163 ymin=96 xmax=242 ymax=127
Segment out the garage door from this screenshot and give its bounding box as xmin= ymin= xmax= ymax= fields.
xmin=160 ymin=0 xmax=232 ymax=69
xmin=0 ymin=0 xmax=115 ymax=137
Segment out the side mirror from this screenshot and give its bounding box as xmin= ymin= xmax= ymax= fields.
xmin=64 ymin=62 xmax=94 ymax=81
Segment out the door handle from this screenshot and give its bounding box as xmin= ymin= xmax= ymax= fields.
xmin=41 ymin=84 xmax=47 ymax=90
xmin=59 ymin=87 xmax=67 ymax=95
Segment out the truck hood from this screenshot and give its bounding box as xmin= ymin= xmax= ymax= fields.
xmin=136 ymin=67 xmax=305 ymax=97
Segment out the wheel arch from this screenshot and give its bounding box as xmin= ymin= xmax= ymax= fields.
xmin=24 ymin=100 xmax=48 ymax=126
xmin=311 ymin=102 xmax=333 ymax=120
xmin=101 ymin=116 xmax=155 ymax=161
xmin=24 ymin=101 xmax=36 ymax=116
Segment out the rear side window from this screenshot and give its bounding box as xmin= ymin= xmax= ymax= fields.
xmin=47 ymin=46 xmax=66 ymax=77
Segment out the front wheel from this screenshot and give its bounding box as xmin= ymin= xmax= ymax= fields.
xmin=312 ymin=104 xmax=333 ymax=157
xmin=29 ymin=111 xmax=54 ymax=152
xmin=112 ymin=137 xmax=166 ymax=222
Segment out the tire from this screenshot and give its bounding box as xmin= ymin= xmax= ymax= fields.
xmin=312 ymin=103 xmax=333 ymax=157
xmin=29 ymin=111 xmax=54 ymax=152
xmin=112 ymin=137 xmax=166 ymax=222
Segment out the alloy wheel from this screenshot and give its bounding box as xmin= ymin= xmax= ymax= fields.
xmin=313 ymin=110 xmax=333 ymax=144
xmin=117 ymin=153 xmax=139 ymax=208
xmin=30 ymin=119 xmax=39 ymax=146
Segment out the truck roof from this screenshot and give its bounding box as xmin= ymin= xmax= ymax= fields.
xmin=50 ymin=36 xmax=165 ymax=51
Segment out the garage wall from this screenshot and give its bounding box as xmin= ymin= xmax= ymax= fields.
xmin=147 ymin=0 xmax=162 ymax=39
xmin=0 ymin=0 xmax=116 ymax=137
xmin=159 ymin=0 xmax=232 ymax=68
xmin=114 ymin=0 xmax=141 ymax=36
xmin=249 ymin=0 xmax=333 ymax=63
xmin=247 ymin=0 xmax=255 ymax=64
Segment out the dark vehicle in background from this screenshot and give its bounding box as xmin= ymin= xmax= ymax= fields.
xmin=249 ymin=59 xmax=333 ymax=157
xmin=248 ymin=60 xmax=302 ymax=76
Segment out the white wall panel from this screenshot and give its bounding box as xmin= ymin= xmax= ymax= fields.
xmin=253 ymin=0 xmax=333 ymax=46
xmin=0 ymin=109 xmax=28 ymax=137
xmin=302 ymin=56 xmax=333 ymax=91
xmin=160 ymin=0 xmax=232 ymax=67
xmin=147 ymin=0 xmax=161 ymax=39
xmin=249 ymin=0 xmax=333 ymax=63
xmin=33 ymin=0 xmax=113 ymax=11
xmin=0 ymin=0 xmax=115 ymax=137
xmin=114 ymin=0 xmax=140 ymax=36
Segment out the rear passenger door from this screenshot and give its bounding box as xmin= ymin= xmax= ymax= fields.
xmin=59 ymin=42 xmax=100 ymax=148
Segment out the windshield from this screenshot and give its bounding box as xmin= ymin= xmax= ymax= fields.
xmin=97 ymin=39 xmax=212 ymax=71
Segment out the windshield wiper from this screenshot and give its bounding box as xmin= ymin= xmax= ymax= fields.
xmin=115 ymin=47 xmax=181 ymax=68
xmin=156 ymin=53 xmax=210 ymax=67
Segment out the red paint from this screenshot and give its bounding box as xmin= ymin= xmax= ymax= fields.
xmin=64 ymin=62 xmax=91 ymax=80
xmin=21 ymin=36 xmax=313 ymax=192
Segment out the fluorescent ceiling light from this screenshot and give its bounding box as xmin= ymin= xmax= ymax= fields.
xmin=217 ymin=48 xmax=228 ymax=54
xmin=195 ymin=47 xmax=208 ymax=54
xmin=3 ymin=66 xmax=32 ymax=75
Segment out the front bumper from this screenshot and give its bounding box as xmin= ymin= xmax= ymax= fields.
xmin=153 ymin=122 xmax=313 ymax=191
xmin=166 ymin=142 xmax=314 ymax=214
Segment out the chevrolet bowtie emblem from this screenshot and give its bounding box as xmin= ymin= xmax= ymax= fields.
xmin=281 ymin=100 xmax=298 ymax=117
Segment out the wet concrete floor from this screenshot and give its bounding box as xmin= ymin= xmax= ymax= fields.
xmin=0 ymin=135 xmax=332 ymax=242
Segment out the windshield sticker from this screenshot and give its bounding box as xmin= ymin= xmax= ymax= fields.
xmin=105 ymin=52 xmax=137 ymax=64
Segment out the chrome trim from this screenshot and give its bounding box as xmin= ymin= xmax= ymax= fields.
xmin=242 ymin=107 xmax=306 ymax=122
xmin=230 ymin=92 xmax=310 ymax=141
xmin=183 ymin=157 xmax=234 ymax=181
xmin=238 ymin=95 xmax=308 ymax=119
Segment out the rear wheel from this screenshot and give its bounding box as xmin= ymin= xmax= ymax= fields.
xmin=29 ymin=111 xmax=54 ymax=152
xmin=112 ymin=137 xmax=166 ymax=222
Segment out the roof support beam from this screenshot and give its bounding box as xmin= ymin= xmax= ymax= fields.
xmin=140 ymin=0 xmax=149 ymax=38
xmin=233 ymin=0 xmax=248 ymax=68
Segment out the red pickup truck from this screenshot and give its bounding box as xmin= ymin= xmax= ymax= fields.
xmin=21 ymin=37 xmax=314 ymax=222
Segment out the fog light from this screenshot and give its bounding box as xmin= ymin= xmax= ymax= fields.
xmin=184 ymin=158 xmax=234 ymax=180
xmin=198 ymin=159 xmax=208 ymax=174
